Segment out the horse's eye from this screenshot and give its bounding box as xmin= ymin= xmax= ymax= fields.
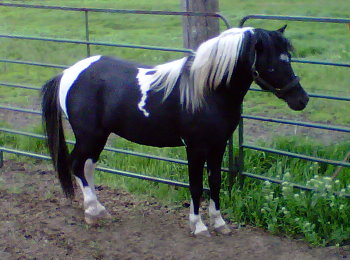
xmin=280 ymin=54 xmax=290 ymax=63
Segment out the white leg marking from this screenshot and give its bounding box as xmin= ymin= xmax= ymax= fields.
xmin=84 ymin=159 xmax=96 ymax=195
xmin=209 ymin=199 xmax=226 ymax=229
xmin=189 ymin=200 xmax=209 ymax=236
xmin=59 ymin=55 xmax=101 ymax=117
xmin=75 ymin=159 xmax=109 ymax=223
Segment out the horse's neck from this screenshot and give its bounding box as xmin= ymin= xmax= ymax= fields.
xmin=225 ymin=67 xmax=253 ymax=106
xmin=205 ymin=75 xmax=252 ymax=120
xmin=223 ymin=34 xmax=256 ymax=104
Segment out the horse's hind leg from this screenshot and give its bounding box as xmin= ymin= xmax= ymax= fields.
xmin=71 ymin=134 xmax=110 ymax=224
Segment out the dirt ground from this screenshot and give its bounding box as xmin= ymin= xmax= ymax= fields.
xmin=0 ymin=160 xmax=348 ymax=260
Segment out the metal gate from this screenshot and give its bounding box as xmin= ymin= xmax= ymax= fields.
xmin=0 ymin=3 xmax=230 ymax=191
xmin=0 ymin=3 xmax=349 ymax=197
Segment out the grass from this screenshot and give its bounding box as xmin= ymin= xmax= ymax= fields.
xmin=225 ymin=139 xmax=350 ymax=246
xmin=0 ymin=0 xmax=349 ymax=246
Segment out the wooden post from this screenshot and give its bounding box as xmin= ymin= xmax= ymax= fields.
xmin=181 ymin=0 xmax=220 ymax=50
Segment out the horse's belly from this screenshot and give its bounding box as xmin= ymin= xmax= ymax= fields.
xmin=110 ymin=116 xmax=184 ymax=147
xmin=115 ymin=128 xmax=184 ymax=147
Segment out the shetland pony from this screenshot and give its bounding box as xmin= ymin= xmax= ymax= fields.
xmin=42 ymin=26 xmax=308 ymax=236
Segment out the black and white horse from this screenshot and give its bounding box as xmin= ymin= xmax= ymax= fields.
xmin=42 ymin=26 xmax=309 ymax=236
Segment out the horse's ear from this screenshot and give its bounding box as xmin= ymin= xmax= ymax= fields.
xmin=277 ymin=24 xmax=287 ymax=34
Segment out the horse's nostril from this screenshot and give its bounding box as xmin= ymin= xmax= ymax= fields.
xmin=305 ymin=95 xmax=310 ymax=104
xmin=299 ymin=95 xmax=309 ymax=107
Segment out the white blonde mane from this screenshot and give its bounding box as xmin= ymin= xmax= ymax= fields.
xmin=148 ymin=27 xmax=254 ymax=112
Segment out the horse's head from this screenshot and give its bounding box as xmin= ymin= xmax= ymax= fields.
xmin=253 ymin=26 xmax=309 ymax=111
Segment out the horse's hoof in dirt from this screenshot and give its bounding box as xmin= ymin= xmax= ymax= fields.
xmin=99 ymin=209 xmax=112 ymax=219
xmin=85 ymin=215 xmax=97 ymax=225
xmin=215 ymin=225 xmax=231 ymax=235
xmin=84 ymin=210 xmax=111 ymax=225
xmin=194 ymin=230 xmax=211 ymax=238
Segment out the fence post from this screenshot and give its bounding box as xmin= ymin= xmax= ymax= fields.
xmin=0 ymin=150 xmax=3 ymax=168
xmin=228 ymin=136 xmax=235 ymax=192
xmin=84 ymin=10 xmax=91 ymax=57
xmin=181 ymin=0 xmax=220 ymax=50
xmin=238 ymin=108 xmax=245 ymax=187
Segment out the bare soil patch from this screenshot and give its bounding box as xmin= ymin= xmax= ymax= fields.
xmin=0 ymin=159 xmax=347 ymax=259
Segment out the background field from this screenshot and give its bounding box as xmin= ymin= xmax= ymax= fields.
xmin=0 ymin=0 xmax=349 ymax=246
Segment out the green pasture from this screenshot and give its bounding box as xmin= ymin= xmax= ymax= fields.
xmin=0 ymin=0 xmax=349 ymax=246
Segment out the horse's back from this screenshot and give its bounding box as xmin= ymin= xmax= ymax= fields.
xmin=64 ymin=56 xmax=183 ymax=147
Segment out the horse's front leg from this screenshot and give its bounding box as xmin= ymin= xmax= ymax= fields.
xmin=186 ymin=145 xmax=210 ymax=237
xmin=207 ymin=144 xmax=231 ymax=235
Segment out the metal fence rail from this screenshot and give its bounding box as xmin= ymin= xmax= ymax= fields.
xmin=0 ymin=2 xmax=231 ymax=29
xmin=0 ymin=33 xmax=194 ymax=54
xmin=0 ymin=4 xmax=349 ymax=197
xmin=0 ymin=59 xmax=68 ymax=69
xmin=239 ymin=14 xmax=350 ymax=26
xmin=242 ymin=115 xmax=350 ymax=133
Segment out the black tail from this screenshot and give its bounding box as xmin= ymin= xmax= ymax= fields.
xmin=41 ymin=75 xmax=74 ymax=198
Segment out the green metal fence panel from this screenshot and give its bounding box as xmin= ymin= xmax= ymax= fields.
xmin=0 ymin=4 xmax=349 ymax=197
xmin=0 ymin=3 xmax=231 ymax=190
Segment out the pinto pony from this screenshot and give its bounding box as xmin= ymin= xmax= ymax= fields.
xmin=42 ymin=26 xmax=308 ymax=236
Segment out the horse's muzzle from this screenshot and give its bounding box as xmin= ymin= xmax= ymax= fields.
xmin=284 ymin=85 xmax=309 ymax=111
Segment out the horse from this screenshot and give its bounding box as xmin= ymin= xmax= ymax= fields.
xmin=41 ymin=26 xmax=309 ymax=237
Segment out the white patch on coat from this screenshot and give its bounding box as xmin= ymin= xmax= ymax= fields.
xmin=136 ymin=57 xmax=188 ymax=117
xmin=189 ymin=200 xmax=208 ymax=234
xmin=136 ymin=68 xmax=153 ymax=117
xmin=280 ymin=53 xmax=290 ymax=62
xmin=59 ymin=55 xmax=101 ymax=117
xmin=209 ymin=199 xmax=226 ymax=229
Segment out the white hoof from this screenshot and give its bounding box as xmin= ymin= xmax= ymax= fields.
xmin=84 ymin=208 xmax=111 ymax=225
xmin=209 ymin=199 xmax=230 ymax=235
xmin=189 ymin=214 xmax=210 ymax=237
xmin=194 ymin=229 xmax=211 ymax=237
